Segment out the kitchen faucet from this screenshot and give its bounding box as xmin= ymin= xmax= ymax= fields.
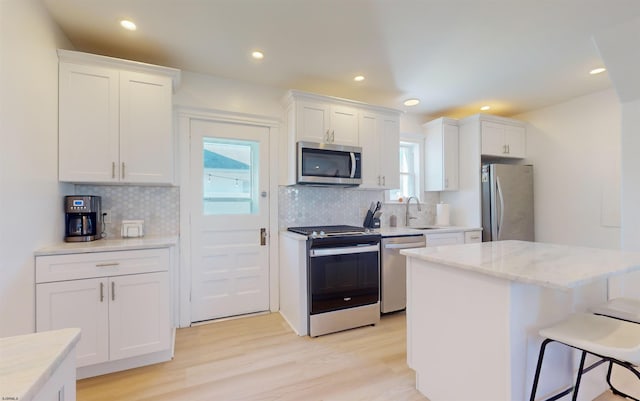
xmin=405 ymin=196 xmax=422 ymax=226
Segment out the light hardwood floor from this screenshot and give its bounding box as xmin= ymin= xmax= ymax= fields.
xmin=77 ymin=312 xmax=624 ymax=401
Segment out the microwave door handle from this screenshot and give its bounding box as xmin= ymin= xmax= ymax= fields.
xmin=350 ymin=152 xmax=356 ymax=178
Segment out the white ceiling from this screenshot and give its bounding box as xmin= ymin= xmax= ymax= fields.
xmin=42 ymin=0 xmax=640 ymax=118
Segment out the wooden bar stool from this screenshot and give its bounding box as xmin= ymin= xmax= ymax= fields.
xmin=591 ymin=297 xmax=640 ymax=324
xmin=529 ymin=312 xmax=640 ymax=401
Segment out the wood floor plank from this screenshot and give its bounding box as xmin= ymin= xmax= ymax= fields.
xmin=77 ymin=312 xmax=427 ymax=401
xmin=76 ymin=311 xmax=626 ymax=401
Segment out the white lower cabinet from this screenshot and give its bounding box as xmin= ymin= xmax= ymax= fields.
xmin=425 ymin=232 xmax=465 ymax=246
xmin=35 ymin=248 xmax=171 ymax=371
xmin=464 ymin=230 xmax=482 ymax=243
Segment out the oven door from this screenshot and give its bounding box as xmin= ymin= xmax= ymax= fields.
xmin=308 ymin=244 xmax=379 ymax=315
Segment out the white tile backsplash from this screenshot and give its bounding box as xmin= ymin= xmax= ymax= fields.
xmin=72 ymin=183 xmax=438 ymax=238
xmin=74 ymin=185 xmax=179 ymax=239
xmin=278 ymin=186 xmax=439 ymax=229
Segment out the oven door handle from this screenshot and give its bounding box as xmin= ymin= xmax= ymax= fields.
xmin=310 ymin=245 xmax=379 ymax=257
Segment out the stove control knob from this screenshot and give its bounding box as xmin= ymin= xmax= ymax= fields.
xmin=319 ymin=230 xmax=326 ymax=236
xmin=311 ymin=231 xmax=318 ymax=237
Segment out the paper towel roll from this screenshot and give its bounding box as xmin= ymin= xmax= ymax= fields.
xmin=436 ymin=203 xmax=450 ymax=226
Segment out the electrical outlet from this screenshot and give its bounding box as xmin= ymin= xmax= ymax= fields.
xmin=103 ymin=209 xmax=112 ymax=223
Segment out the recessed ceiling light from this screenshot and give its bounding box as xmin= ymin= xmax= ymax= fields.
xmin=403 ymin=98 xmax=420 ymax=107
xmin=590 ymin=67 xmax=606 ymax=75
xmin=480 ymin=105 xmax=491 ymax=111
xmin=354 ymin=75 xmax=365 ymax=82
xmin=120 ymin=20 xmax=137 ymax=31
xmin=251 ymin=51 xmax=264 ymax=60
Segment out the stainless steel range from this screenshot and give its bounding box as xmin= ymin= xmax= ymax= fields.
xmin=287 ymin=225 xmax=381 ymax=337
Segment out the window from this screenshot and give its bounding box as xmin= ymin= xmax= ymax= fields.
xmin=388 ymin=140 xmax=421 ymax=202
xmin=202 ymin=137 xmax=260 ymax=215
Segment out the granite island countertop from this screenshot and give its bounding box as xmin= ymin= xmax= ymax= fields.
xmin=401 ymin=240 xmax=640 ymax=290
xmin=0 ymin=328 xmax=81 ymax=401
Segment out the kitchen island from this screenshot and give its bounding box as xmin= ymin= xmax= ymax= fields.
xmin=0 ymin=328 xmax=80 ymax=401
xmin=401 ymin=240 xmax=640 ymax=401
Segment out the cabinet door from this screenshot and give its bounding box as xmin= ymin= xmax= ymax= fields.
xmin=425 ymin=122 xmax=458 ymax=191
xmin=58 ymin=62 xmax=119 ymax=182
xmin=295 ymin=100 xmax=330 ymax=143
xmin=359 ymin=113 xmax=381 ymax=188
xmin=329 ymin=105 xmax=359 ymax=145
xmin=36 ymin=278 xmax=109 ymax=367
xmin=109 ymin=272 xmax=170 ymax=360
xmin=379 ymin=115 xmax=400 ymax=189
xmin=504 ymin=125 xmax=526 ymax=158
xmin=442 ymin=124 xmax=459 ymax=190
xmin=119 ymin=71 xmax=174 ymax=184
xmin=480 ymin=121 xmax=506 ymax=157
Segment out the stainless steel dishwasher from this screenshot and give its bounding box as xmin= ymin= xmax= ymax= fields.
xmin=381 ymin=234 xmax=426 ymax=313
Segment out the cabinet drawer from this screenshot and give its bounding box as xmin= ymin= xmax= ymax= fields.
xmin=464 ymin=231 xmax=482 ymax=243
xmin=36 ymin=248 xmax=170 ymax=283
xmin=425 ymin=232 xmax=464 ymax=246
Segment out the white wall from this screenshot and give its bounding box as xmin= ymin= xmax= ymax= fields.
xmin=0 ymin=0 xmax=73 ymax=336
xmin=516 ymin=89 xmax=621 ymax=249
xmin=173 ymin=70 xmax=285 ymax=118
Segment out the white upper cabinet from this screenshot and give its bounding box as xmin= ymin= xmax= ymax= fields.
xmin=294 ymin=98 xmax=358 ymax=145
xmin=481 ymin=120 xmax=526 ymax=158
xmin=58 ymin=50 xmax=180 ymax=184
xmin=281 ymin=90 xmax=401 ymax=186
xmin=359 ymin=111 xmax=400 ymax=189
xmin=424 ymin=117 xmax=459 ymax=191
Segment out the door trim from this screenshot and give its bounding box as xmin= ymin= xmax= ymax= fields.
xmin=176 ymin=106 xmax=280 ymax=328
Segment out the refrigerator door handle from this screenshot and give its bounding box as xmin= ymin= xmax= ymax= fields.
xmin=496 ymin=176 xmax=505 ymax=240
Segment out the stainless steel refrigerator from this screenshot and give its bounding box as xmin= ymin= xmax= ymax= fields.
xmin=481 ymin=164 xmax=534 ymax=241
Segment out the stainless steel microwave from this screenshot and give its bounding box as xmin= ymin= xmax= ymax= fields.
xmin=297 ymin=141 xmax=362 ymax=186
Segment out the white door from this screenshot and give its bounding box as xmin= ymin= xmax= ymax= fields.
xmin=190 ymin=119 xmax=270 ymax=323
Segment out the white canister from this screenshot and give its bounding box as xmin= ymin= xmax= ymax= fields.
xmin=436 ymin=203 xmax=450 ymax=226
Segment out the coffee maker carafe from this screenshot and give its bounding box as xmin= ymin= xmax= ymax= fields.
xmin=64 ymin=195 xmax=102 ymax=242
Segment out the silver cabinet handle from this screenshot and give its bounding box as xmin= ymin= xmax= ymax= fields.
xmin=96 ymin=262 xmax=119 ymax=267
xmin=507 ymin=144 xmax=510 ymax=154
xmin=378 ymin=176 xmax=381 ymax=186
xmin=112 ymin=162 xmax=116 ymax=179
xmin=325 ymin=129 xmax=330 ymax=143
xmin=121 ymin=162 xmax=125 ymax=179
xmin=111 ymin=281 xmax=115 ymax=301
xmin=331 ymin=130 xmax=335 ymax=143
xmin=445 ymin=178 xmax=449 ymax=188
xmin=100 ymin=282 xmax=104 ymax=302
xmin=382 ymin=176 xmax=386 ymax=186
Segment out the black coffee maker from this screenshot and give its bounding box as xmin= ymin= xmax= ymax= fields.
xmin=64 ymin=195 xmax=102 ymax=242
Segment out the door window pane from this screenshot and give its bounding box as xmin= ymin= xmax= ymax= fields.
xmin=203 ymin=137 xmax=259 ymax=215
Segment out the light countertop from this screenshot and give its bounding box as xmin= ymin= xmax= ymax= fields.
xmin=280 ymin=226 xmax=481 ymax=241
xmin=35 ymin=236 xmax=178 ymax=256
xmin=378 ymin=226 xmax=481 ymax=237
xmin=0 ymin=328 xmax=81 ymax=401
xmin=401 ymin=240 xmax=640 ymax=290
